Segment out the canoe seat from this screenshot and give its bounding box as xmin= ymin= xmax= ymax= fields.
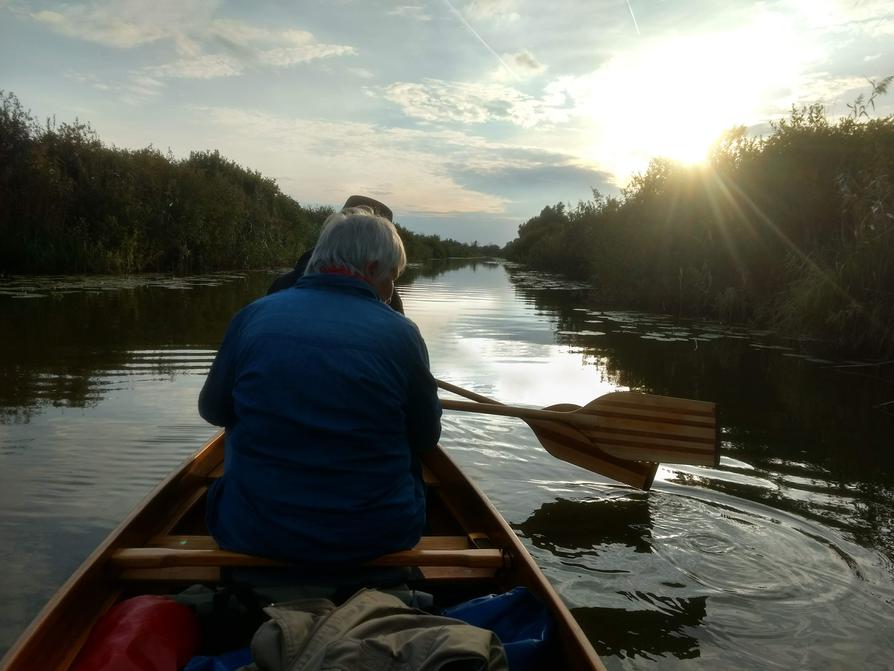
xmin=111 ymin=534 xmax=508 ymax=580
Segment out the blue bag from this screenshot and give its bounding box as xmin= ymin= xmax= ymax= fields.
xmin=443 ymin=586 xmax=554 ymax=671
xmin=183 ymin=647 xmax=252 ymax=671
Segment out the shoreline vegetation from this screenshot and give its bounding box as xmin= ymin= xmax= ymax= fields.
xmin=0 ymin=91 xmax=499 ymax=277
xmin=504 ymin=79 xmax=894 ymax=357
xmin=3 ymin=83 xmax=893 ymax=356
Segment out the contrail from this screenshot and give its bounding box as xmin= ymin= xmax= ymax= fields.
xmin=625 ymin=0 xmax=641 ymax=36
xmin=442 ymin=0 xmax=518 ymax=80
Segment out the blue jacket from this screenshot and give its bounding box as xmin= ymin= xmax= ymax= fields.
xmin=198 ymin=273 xmax=441 ymax=565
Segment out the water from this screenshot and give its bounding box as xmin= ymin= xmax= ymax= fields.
xmin=1 ymin=261 xmax=893 ymax=669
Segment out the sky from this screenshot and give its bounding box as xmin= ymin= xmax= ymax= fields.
xmin=1 ymin=1 xmax=893 ymax=244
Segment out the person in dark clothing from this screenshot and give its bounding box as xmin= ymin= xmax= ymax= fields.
xmin=199 ymin=206 xmax=440 ymax=565
xmin=267 ymin=195 xmax=404 ymax=314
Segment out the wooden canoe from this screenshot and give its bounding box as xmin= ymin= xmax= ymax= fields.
xmin=0 ymin=432 xmax=607 ymax=671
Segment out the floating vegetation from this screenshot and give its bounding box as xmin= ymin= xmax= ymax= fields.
xmin=0 ymin=272 xmax=253 ymax=297
xmin=640 ymin=334 xmax=690 ymax=342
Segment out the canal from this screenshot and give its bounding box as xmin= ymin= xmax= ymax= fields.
xmin=1 ymin=260 xmax=892 ymax=669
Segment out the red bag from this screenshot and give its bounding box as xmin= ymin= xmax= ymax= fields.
xmin=72 ymin=595 xmax=200 ymax=671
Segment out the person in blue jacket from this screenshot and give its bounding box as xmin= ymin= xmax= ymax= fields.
xmin=198 ymin=206 xmax=441 ymax=566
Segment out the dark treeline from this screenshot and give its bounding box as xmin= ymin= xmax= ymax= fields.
xmin=0 ymin=91 xmax=492 ymax=275
xmin=503 ymin=79 xmax=894 ymax=356
xmin=396 ymin=224 xmax=501 ymax=262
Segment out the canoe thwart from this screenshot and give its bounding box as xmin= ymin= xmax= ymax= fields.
xmin=110 ymin=546 xmax=510 ymax=570
xmin=147 ymin=534 xmax=478 ymax=552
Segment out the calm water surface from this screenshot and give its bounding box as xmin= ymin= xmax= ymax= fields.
xmin=1 ymin=261 xmax=893 ymax=669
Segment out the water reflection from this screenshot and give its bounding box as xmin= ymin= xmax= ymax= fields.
xmin=516 ymin=497 xmax=705 ymax=661
xmin=0 ymin=272 xmax=273 ymax=422
xmin=516 ymin=497 xmax=654 ymax=556
xmin=573 ymin=600 xmax=706 ymax=662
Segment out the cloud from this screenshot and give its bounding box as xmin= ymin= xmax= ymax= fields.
xmin=121 ymin=73 xmax=166 ymax=105
xmin=145 ymin=54 xmax=243 ymax=80
xmin=384 ymin=78 xmax=570 ymax=127
xmin=207 ymin=20 xmax=355 ymax=68
xmin=259 ymin=43 xmax=355 ymax=67
xmin=510 ymin=50 xmax=545 ymax=73
xmin=66 ymin=71 xmax=112 ymax=92
xmin=30 ymin=0 xmax=219 ymax=48
xmin=491 ymin=49 xmax=546 ymax=81
xmin=26 ymin=3 xmax=356 ymax=93
xmin=387 ymin=5 xmax=432 ymax=21
xmin=453 ymin=162 xmax=612 ymax=199
xmin=790 ymin=73 xmax=879 ymax=110
xmin=463 ymin=0 xmax=520 ymax=23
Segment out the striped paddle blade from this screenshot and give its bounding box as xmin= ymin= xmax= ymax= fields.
xmin=571 ymin=392 xmax=718 ymax=466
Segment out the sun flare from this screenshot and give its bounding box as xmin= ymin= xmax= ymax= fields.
xmin=579 ymin=14 xmax=813 ymax=177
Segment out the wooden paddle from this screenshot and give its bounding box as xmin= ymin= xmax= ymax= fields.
xmin=437 ymin=380 xmax=719 ymax=491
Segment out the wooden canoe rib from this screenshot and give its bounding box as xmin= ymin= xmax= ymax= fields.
xmin=0 ymin=432 xmax=607 ymax=671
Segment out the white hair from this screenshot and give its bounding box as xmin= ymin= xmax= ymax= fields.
xmin=305 ymin=206 xmax=407 ymax=282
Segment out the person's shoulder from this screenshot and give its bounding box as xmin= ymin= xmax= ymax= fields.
xmin=235 ymin=289 xmax=292 ymax=321
xmin=378 ymin=307 xmax=426 ymax=346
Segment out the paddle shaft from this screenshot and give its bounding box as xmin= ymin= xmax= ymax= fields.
xmin=440 ymin=398 xmax=696 ymax=431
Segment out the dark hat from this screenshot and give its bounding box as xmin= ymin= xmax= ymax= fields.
xmin=342 ymin=195 xmax=393 ymax=222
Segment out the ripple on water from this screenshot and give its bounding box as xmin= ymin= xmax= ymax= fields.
xmin=514 ymin=486 xmax=894 ymax=667
xmin=650 ymin=493 xmax=864 ymax=603
xmin=441 ymin=414 xmax=532 ymax=465
xmin=645 ymin=490 xmax=894 ymax=668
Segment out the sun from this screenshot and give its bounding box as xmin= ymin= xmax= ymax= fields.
xmin=579 ymin=15 xmax=809 ymax=176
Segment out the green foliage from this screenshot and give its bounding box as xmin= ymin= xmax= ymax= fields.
xmin=503 ymin=80 xmax=894 ymax=355
xmin=0 ymin=92 xmax=486 ymax=274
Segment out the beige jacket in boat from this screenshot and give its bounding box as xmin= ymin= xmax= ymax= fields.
xmin=238 ymin=588 xmax=508 ymax=671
